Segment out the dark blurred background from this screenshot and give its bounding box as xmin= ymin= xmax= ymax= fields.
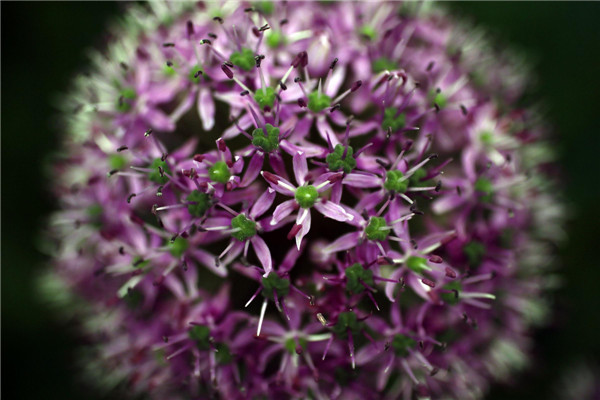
xmin=2 ymin=2 xmax=599 ymax=399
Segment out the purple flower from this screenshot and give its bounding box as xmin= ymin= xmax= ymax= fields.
xmin=44 ymin=2 xmax=563 ymax=399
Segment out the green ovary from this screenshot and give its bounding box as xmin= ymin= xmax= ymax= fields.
xmin=326 ymin=144 xmax=356 ymax=174
xmin=382 ymin=107 xmax=405 ymax=133
xmin=169 ymin=237 xmax=189 ymax=258
xmin=307 ymin=92 xmax=331 ymax=113
xmin=365 ymin=217 xmax=389 ymax=241
xmin=372 ymin=57 xmax=398 ymax=73
xmin=345 ymin=263 xmax=374 ymax=294
xmin=384 ymin=170 xmax=408 ymax=193
xmin=209 ymin=161 xmax=231 ymax=183
xmin=116 ymin=88 xmax=136 ymax=112
xmin=230 ymin=214 xmax=257 ymax=241
xmin=186 ymin=190 xmax=210 ymax=217
xmin=230 ymin=48 xmax=255 ymax=71
xmin=405 ymin=256 xmax=429 ymax=275
xmin=391 ymin=334 xmax=416 ymax=357
xmin=254 ymin=87 xmax=276 ymax=109
xmin=295 ymin=185 xmax=318 ymax=208
xmin=148 ymin=158 xmax=171 ymax=184
xmin=252 ymin=123 xmax=280 ymax=152
xmin=261 ymin=273 xmax=290 ymax=300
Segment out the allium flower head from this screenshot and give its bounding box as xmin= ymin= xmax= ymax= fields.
xmin=45 ymin=2 xmax=563 ymax=399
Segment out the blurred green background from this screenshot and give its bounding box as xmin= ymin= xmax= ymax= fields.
xmin=2 ymin=2 xmax=599 ymax=399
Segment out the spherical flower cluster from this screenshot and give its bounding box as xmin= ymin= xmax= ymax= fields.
xmin=45 ymin=2 xmax=563 ymax=399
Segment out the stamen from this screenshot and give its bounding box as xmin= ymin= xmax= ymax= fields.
xmin=256 ymin=298 xmax=268 ymax=337
xmin=186 ymin=20 xmax=194 ymax=38
xmin=273 ymin=290 xmax=283 ymax=312
xmin=332 ymin=80 xmax=362 ymax=104
xmin=429 ymin=255 xmax=443 ymax=264
xmin=348 ymin=329 xmax=356 ymax=369
xmin=399 ymin=193 xmax=414 ymax=204
xmin=322 ymin=334 xmax=334 ymax=360
xmin=324 ymin=57 xmax=338 ymax=93
xmin=221 ymin=63 xmax=234 ymax=79
xmin=316 ymin=313 xmax=327 ymax=326
xmin=421 ymin=278 xmax=436 ymax=288
xmin=287 ymin=224 xmax=302 ymax=240
xmin=365 ymin=290 xmax=380 ymax=311
xmin=401 ymin=154 xmax=438 ymax=181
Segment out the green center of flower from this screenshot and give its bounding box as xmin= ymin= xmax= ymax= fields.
xmin=265 ymin=30 xmax=284 ymax=48
xmin=326 ymin=144 xmax=356 ymax=174
xmin=408 ymin=167 xmax=429 ymax=187
xmin=384 ymin=170 xmax=408 ymax=193
xmin=372 ymin=57 xmax=398 ymax=73
xmin=332 ymin=311 xmax=360 ymax=337
xmin=261 ymin=273 xmax=290 ymax=300
xmin=169 ymin=237 xmax=189 ymax=257
xmin=345 ymin=263 xmax=374 ymax=294
xmin=405 ymin=256 xmax=430 ymax=275
xmin=116 ymin=87 xmax=136 ymax=112
xmin=474 ymin=177 xmax=493 ymax=202
xmin=209 ymin=161 xmax=231 ymax=183
xmin=215 ymin=343 xmax=232 ymax=364
xmin=284 ymin=337 xmax=308 ymax=354
xmin=251 ymin=123 xmax=279 ymax=152
xmin=188 ymin=65 xmax=203 ymax=84
xmin=188 ymin=325 xmax=211 ymax=350
xmin=391 ymin=334 xmax=416 ymax=357
xmin=186 ymin=190 xmax=211 ymax=217
xmin=382 ymin=107 xmax=405 ymax=133
xmin=109 ymin=154 xmax=127 ymax=170
xmin=307 ymin=92 xmax=331 ymax=113
xmin=463 ymin=241 xmax=486 ymax=267
xmin=230 ymin=47 xmax=255 ymax=71
xmin=479 ymin=130 xmax=494 ymax=146
xmin=132 ymin=256 xmax=149 ymax=269
xmin=254 ymin=87 xmax=276 ymax=110
xmin=440 ymin=281 xmax=462 ymax=305
xmin=87 ymin=204 xmax=103 ymax=228
xmin=359 ymin=25 xmax=377 ymax=41
xmin=164 ymin=62 xmax=177 ymax=77
xmin=256 ymin=1 xmax=274 ymax=14
xmin=230 ymin=214 xmax=257 ymax=241
xmin=431 ymin=90 xmax=448 ymax=109
xmin=365 ymin=217 xmax=389 ymax=241
xmin=295 ymin=185 xmax=318 ymax=208
xmin=149 ymin=158 xmax=171 ymax=184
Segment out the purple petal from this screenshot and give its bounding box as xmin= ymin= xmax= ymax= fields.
xmin=385 ymin=268 xmax=404 ymax=302
xmin=432 ymin=194 xmax=463 ymax=214
xmin=331 ymin=181 xmax=343 ymax=204
xmin=250 ymin=188 xmax=275 ymax=219
xmin=316 ymin=117 xmax=340 ymax=146
xmin=241 ymin=151 xmax=264 ymax=187
xmin=267 ymin=152 xmax=289 ymax=179
xmin=295 ymin=209 xmax=311 ymax=250
xmin=314 ymin=200 xmax=354 ymax=222
xmin=197 ymin=87 xmax=215 ymax=131
xmin=323 ymin=232 xmax=361 ymax=253
xmin=279 ymin=245 xmax=304 ymax=274
xmin=343 ymin=172 xmax=382 ymax=188
xmin=349 ymin=120 xmax=380 ymax=138
xmin=250 ymin=236 xmax=272 ymax=276
xmin=271 ymin=199 xmax=297 ymax=225
xmin=261 ymin=171 xmax=296 ymax=196
xmin=355 ymin=191 xmax=385 ymax=211
xmin=144 ymin=108 xmax=175 ymax=132
xmin=293 ymin=151 xmax=308 ymax=186
xmin=191 ymin=249 xmax=227 ymax=277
